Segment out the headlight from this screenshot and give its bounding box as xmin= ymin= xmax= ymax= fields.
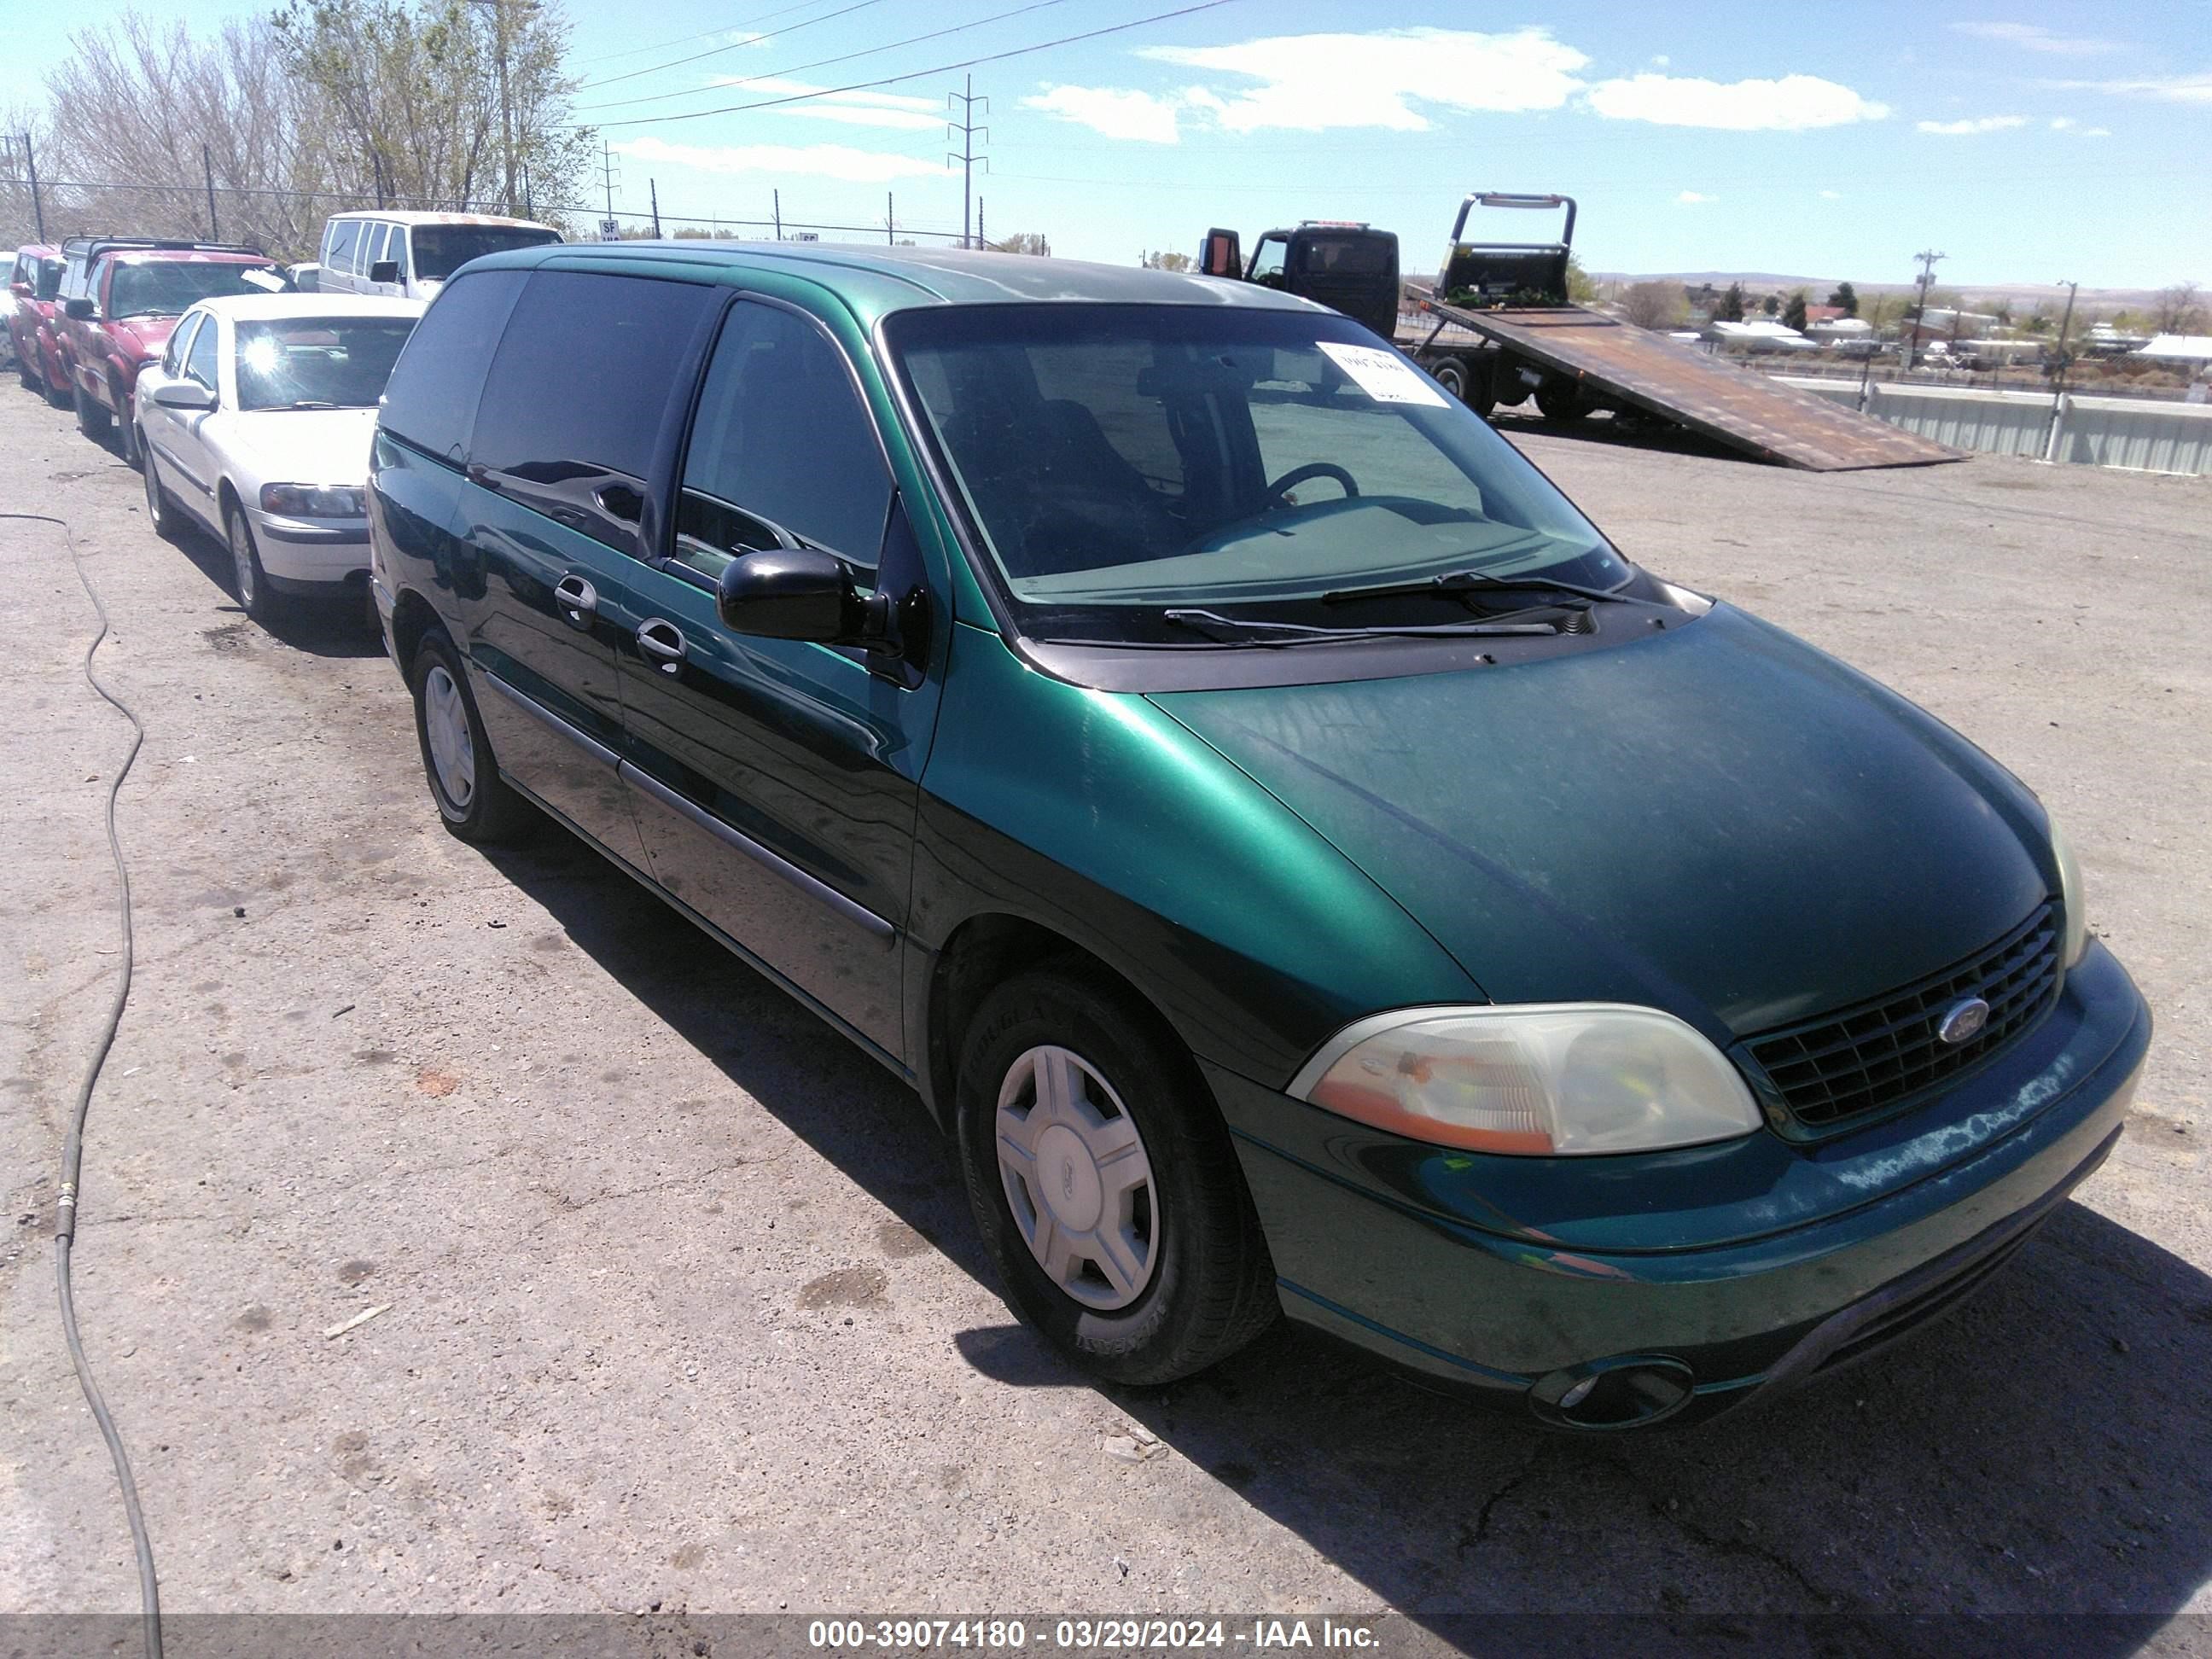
xmin=259 ymin=482 xmax=364 ymax=517
xmin=1289 ymin=1004 xmax=1761 ymax=1156
xmin=2051 ymin=818 xmax=2089 ymax=967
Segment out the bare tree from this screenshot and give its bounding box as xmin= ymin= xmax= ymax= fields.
xmin=272 ymin=0 xmax=593 ymax=230
xmin=1618 ymin=279 xmax=1686 ymax=330
xmin=2153 ymin=282 xmax=2203 ymax=335
xmin=1142 ymin=249 xmax=1191 ymax=271
xmin=991 ymin=232 xmax=1051 ymax=257
xmin=39 ymin=15 xmax=331 ymax=257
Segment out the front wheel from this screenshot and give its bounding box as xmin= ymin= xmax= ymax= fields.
xmin=45 ymin=362 xmax=73 ymax=409
xmin=142 ymin=435 xmax=183 ymax=542
xmin=1430 ymin=353 xmax=1496 ymax=417
xmin=225 ymin=500 xmax=283 ymax=626
xmin=957 ymin=968 xmax=1277 ymax=1385
xmin=73 ymin=379 xmax=112 ymax=438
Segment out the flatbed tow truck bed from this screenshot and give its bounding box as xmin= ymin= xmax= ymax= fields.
xmin=1402 ymin=281 xmax=1964 ymax=473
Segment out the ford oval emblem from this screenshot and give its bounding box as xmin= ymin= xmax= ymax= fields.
xmin=1937 ymin=997 xmax=1991 ymax=1045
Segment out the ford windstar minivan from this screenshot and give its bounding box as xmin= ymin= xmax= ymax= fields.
xmin=369 ymin=244 xmax=2150 ymax=1430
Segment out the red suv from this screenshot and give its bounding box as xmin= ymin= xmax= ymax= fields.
xmin=7 ymin=245 xmax=67 ymax=401
xmin=59 ymin=242 xmax=275 ymax=463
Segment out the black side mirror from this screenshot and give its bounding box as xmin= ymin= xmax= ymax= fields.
xmin=716 ymin=545 xmax=866 ymax=642
xmin=1200 ymin=228 xmax=1242 ymax=279
xmin=369 ymin=259 xmax=399 ymax=284
xmin=65 ymin=295 xmax=96 ymax=319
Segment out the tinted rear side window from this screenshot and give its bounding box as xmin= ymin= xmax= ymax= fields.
xmin=378 ymin=269 xmax=527 ymax=463
xmin=469 ymin=271 xmax=714 ymax=483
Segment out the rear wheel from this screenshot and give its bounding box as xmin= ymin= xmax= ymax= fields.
xmin=45 ymin=361 xmax=73 ymax=409
xmin=1491 ymin=357 xmax=1534 ymax=408
xmin=410 ymin=631 xmax=530 ymax=844
xmin=1534 ymin=374 xmax=1594 ymax=422
xmin=114 ymin=390 xmax=141 ymax=468
xmin=15 ymin=347 xmax=37 ymax=392
xmin=957 ymin=967 xmax=1278 ymax=1385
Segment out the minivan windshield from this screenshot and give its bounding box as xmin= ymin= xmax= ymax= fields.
xmin=236 ymin=316 xmax=418 ymax=410
xmin=887 ymin=304 xmax=1628 ymax=643
xmin=410 ymin=224 xmax=561 ymax=281
xmin=108 ymin=260 xmax=272 ymax=318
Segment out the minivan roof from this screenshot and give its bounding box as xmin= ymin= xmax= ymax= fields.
xmin=328 ymin=211 xmax=559 ymax=230
xmin=461 ymin=240 xmax=1328 ymax=323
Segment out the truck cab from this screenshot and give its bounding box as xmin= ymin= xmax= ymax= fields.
xmin=1198 ymin=221 xmax=1400 ymax=341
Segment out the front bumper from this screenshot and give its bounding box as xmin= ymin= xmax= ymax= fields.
xmin=247 ymin=507 xmax=371 ymax=591
xmin=1211 ymin=941 xmax=2151 ymax=1428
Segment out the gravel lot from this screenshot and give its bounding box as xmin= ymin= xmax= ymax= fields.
xmin=3 ymin=381 xmax=2209 ymax=1649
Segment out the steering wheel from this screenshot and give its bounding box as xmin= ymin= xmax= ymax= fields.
xmin=1264 ymin=462 xmax=1359 ymax=506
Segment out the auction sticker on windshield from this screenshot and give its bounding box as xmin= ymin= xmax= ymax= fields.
xmin=1318 ymin=341 xmax=1450 ymax=407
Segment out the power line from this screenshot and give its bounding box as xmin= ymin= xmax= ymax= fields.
xmin=585 ymin=0 xmax=864 ymax=67
xmin=578 ymin=0 xmax=896 ymax=93
xmin=576 ymin=0 xmax=1072 ymax=114
xmin=590 ymin=0 xmax=1246 ymax=131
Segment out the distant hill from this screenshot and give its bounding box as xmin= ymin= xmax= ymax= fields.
xmin=1592 ymin=271 xmax=2168 ymax=309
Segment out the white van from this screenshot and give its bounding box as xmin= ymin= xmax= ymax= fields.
xmin=316 ymin=212 xmax=562 ymax=302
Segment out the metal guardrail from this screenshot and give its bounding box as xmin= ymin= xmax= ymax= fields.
xmin=1773 ymin=378 xmax=2212 ymax=476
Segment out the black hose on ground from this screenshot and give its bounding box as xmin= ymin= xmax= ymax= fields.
xmin=3 ymin=509 xmax=162 ymax=1659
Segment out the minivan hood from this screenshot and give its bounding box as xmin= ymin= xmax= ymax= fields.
xmin=1151 ymin=604 xmax=2053 ymax=1044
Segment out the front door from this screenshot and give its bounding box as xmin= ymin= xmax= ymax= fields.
xmin=608 ymin=296 xmax=941 ymax=1061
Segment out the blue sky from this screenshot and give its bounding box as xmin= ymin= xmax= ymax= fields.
xmin=9 ymin=1 xmax=2208 ymax=288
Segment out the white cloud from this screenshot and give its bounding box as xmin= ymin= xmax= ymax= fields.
xmin=1819 ymin=189 xmax=1843 ymax=199
xmin=2049 ymin=115 xmax=2076 ymax=129
xmin=2081 ymin=125 xmax=2113 ymax=136
xmin=1137 ymin=27 xmax=1590 ymax=132
xmin=1915 ymin=114 xmax=2030 ymax=134
xmin=1585 ymin=73 xmax=1889 ymax=130
xmin=1023 ymin=84 xmax=1185 ymax=143
xmin=612 ymin=136 xmax=946 ymax=183
xmin=1949 ymin=21 xmax=2124 ymax=55
xmin=2052 ymin=73 xmax=2212 ymax=103
xmin=706 ymin=76 xmax=944 ymax=130
xmin=1676 ymin=189 xmax=1713 ymax=204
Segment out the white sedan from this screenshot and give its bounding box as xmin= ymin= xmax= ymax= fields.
xmin=135 ymin=294 xmax=424 ymax=624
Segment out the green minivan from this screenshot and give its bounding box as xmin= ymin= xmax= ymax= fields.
xmin=369 ymin=243 xmax=2150 ymax=1430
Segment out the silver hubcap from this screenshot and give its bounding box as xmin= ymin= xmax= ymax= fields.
xmin=995 ymin=1045 xmax=1158 ymax=1310
xmin=422 ymin=666 xmax=476 ymax=809
xmin=228 ymin=513 xmax=256 ymax=607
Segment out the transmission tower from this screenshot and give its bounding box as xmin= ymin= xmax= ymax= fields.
xmin=598 ymin=142 xmax=622 ymax=241
xmin=947 ymin=75 xmax=989 ymax=249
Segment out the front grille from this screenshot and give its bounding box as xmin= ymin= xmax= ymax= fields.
xmin=1739 ymin=903 xmax=2061 ymax=1135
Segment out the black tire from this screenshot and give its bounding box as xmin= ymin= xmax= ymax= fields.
xmin=1491 ymin=357 xmax=1534 ymax=408
xmin=141 ymin=433 xmax=183 ymax=542
xmin=1534 ymin=375 xmax=1594 ymax=422
xmin=410 ymin=630 xmax=531 ymax=844
xmin=956 ymin=967 xmax=1278 ymax=1386
xmin=1430 ymin=354 xmax=1496 ymax=418
xmin=46 ymin=363 xmax=74 ymax=409
xmin=114 ymin=392 xmax=141 ymax=469
xmin=73 ymin=378 xmax=112 ymax=438
xmin=15 ymin=351 xmax=37 ymax=393
xmin=224 ymin=498 xmax=284 ymax=626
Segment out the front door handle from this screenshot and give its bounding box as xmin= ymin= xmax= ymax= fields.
xmin=637 ymin=617 xmax=687 ymax=673
xmin=554 ymin=574 xmax=597 ymax=630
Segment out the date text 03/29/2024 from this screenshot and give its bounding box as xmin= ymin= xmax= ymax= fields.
xmin=806 ymin=1618 xmax=1384 ymax=1650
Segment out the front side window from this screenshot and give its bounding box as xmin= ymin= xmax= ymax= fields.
xmin=888 ymin=304 xmax=1627 ymax=645
xmin=37 ymin=256 xmax=63 ymax=300
xmin=236 ymin=316 xmax=419 ymax=411
xmin=674 ymin=301 xmax=891 ymax=580
xmin=108 ymin=260 xmax=274 ymax=319
xmin=1249 ymin=236 xmax=1288 ymax=288
xmin=163 ymin=311 xmax=202 ymax=374
xmin=328 ymin=221 xmax=363 ymax=274
xmin=411 ymin=224 xmax=561 ymax=282
xmin=185 ymin=315 xmax=220 ymax=391
xmin=363 ymin=223 xmax=391 ymax=271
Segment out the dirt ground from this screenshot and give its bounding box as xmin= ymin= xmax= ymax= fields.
xmin=3 ymin=381 xmax=2209 ymax=1649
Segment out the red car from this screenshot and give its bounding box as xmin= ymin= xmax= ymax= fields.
xmin=59 ymin=242 xmax=276 ymax=464
xmin=7 ymin=245 xmax=67 ymax=402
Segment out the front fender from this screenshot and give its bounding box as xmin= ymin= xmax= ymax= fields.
xmin=911 ymin=620 xmax=1476 ymax=1089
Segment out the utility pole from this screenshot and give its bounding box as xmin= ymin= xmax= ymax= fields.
xmin=649 ymin=178 xmax=661 ymax=239
xmin=772 ymin=189 xmax=782 ymax=241
xmin=886 ymin=190 xmax=895 ymax=245
xmin=19 ymin=132 xmax=46 ymax=241
xmin=946 ymin=75 xmax=989 ymax=249
xmin=1905 ymin=247 xmax=1945 ymax=372
xmin=977 ymin=196 xmax=986 ymax=251
xmin=202 ymin=143 xmax=219 ymax=241
xmin=598 ymin=141 xmax=620 ymax=238
xmin=2045 ymin=279 xmax=2080 ymax=463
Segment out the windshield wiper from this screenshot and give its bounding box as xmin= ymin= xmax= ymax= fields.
xmin=264 ymin=399 xmax=343 ymax=410
xmin=1321 ymin=567 xmax=1634 ymax=608
xmin=1161 ymin=608 xmax=1561 ymax=647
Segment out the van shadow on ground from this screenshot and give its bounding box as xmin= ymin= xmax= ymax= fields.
xmin=486 ymin=824 xmax=2212 ymax=1655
